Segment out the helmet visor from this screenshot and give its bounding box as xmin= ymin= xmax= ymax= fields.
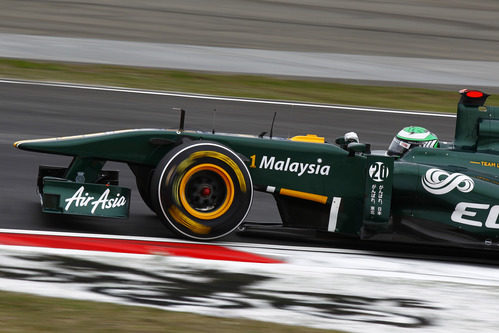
xmin=387 ymin=137 xmax=410 ymax=156
xmin=388 ymin=137 xmax=438 ymax=156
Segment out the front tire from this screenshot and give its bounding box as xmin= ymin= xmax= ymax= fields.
xmin=150 ymin=142 xmax=253 ymax=240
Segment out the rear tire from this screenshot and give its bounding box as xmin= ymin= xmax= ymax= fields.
xmin=150 ymin=142 xmax=253 ymax=240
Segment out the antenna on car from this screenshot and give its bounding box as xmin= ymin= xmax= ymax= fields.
xmin=212 ymin=108 xmax=216 ymax=134
xmin=173 ymin=108 xmax=186 ymax=133
xmin=269 ymin=112 xmax=277 ymax=139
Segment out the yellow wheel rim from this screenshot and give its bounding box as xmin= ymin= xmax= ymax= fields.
xmin=179 ymin=163 xmax=235 ymax=220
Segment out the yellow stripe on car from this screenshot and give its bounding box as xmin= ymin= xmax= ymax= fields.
xmin=279 ymin=188 xmax=328 ymax=204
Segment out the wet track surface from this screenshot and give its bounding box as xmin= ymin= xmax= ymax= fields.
xmin=1 ymin=80 xmax=455 ymax=243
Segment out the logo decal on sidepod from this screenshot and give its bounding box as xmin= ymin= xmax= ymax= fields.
xmin=254 ymin=155 xmax=331 ymax=177
xmin=422 ymin=168 xmax=474 ymax=195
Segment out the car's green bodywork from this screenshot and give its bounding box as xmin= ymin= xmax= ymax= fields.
xmin=14 ymin=91 xmax=499 ymax=247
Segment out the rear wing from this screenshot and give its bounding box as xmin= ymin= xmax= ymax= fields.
xmin=454 ymin=89 xmax=499 ymax=154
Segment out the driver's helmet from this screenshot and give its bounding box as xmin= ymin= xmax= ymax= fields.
xmin=387 ymin=126 xmax=438 ymax=156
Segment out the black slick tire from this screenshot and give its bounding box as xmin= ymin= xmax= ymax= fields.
xmin=150 ymin=141 xmax=253 ymax=240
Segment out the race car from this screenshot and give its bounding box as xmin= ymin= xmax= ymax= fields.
xmin=14 ymin=90 xmax=499 ymax=249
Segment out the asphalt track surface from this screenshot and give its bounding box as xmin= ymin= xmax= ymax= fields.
xmin=1 ymin=0 xmax=499 ymax=61
xmin=1 ymin=80 xmax=456 ymax=243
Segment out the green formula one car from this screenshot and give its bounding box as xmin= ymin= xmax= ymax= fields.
xmin=14 ymin=90 xmax=499 ymax=249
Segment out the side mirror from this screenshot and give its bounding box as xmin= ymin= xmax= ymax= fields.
xmin=347 ymin=142 xmax=371 ymax=155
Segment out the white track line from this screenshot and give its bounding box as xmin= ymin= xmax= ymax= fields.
xmin=0 ymin=79 xmax=455 ymax=118
xmin=0 ymin=228 xmax=372 ymax=256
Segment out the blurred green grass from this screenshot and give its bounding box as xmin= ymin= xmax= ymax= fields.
xmin=0 ymin=291 xmax=343 ymax=333
xmin=2 ymin=58 xmax=496 ymax=113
